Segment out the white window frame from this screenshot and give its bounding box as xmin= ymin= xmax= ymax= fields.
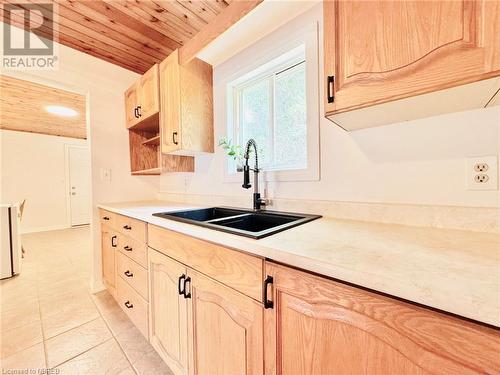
xmin=222 ymin=21 xmax=320 ymax=183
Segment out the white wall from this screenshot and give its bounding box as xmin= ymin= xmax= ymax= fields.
xmin=0 ymin=130 xmax=87 ymax=233
xmin=160 ymin=4 xmax=500 ymax=208
xmin=0 ymin=28 xmax=159 ymax=290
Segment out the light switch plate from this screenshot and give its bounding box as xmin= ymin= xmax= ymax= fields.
xmin=100 ymin=168 xmax=112 ymax=183
xmin=466 ymin=156 xmax=498 ymax=190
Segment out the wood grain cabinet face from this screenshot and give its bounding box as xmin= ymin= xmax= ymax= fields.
xmin=187 ymin=270 xmax=263 ymax=375
xmin=149 ymin=248 xmax=190 ymax=375
xmin=324 ymin=0 xmax=500 ymax=117
xmin=264 ymin=262 xmax=500 ymax=375
xmin=101 ymin=226 xmax=117 ymax=291
xmin=159 ymin=49 xmax=214 ymax=156
xmin=138 ymin=64 xmax=159 ymax=122
xmin=125 ymin=83 xmax=139 ymax=128
xmin=159 ymin=51 xmax=182 ymax=154
xmin=124 ymin=64 xmax=160 ymax=129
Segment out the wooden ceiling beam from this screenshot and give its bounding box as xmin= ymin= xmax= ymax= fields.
xmin=178 ymin=0 xmax=263 ymax=65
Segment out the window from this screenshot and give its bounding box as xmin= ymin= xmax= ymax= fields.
xmin=230 ymin=46 xmax=307 ymax=172
xmin=223 ymin=23 xmax=319 ymax=182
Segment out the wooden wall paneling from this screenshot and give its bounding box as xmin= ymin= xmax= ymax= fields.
xmin=178 ymin=0 xmax=263 ymax=65
xmin=0 ymin=75 xmax=86 ymax=139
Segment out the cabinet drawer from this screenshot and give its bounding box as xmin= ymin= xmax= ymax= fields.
xmin=116 ymin=215 xmax=147 ymax=242
xmin=116 ymin=251 xmax=148 ymax=301
xmin=116 ymin=276 xmax=148 ymax=339
xmin=148 ymin=225 xmax=263 ymax=301
xmin=99 ymin=209 xmax=116 ymax=228
xmin=118 ymin=234 xmax=148 ymax=268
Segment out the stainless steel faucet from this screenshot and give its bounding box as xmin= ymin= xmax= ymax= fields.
xmin=241 ymin=139 xmax=268 ymax=210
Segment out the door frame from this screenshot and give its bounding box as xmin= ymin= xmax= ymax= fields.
xmin=65 ymin=144 xmax=91 ymax=227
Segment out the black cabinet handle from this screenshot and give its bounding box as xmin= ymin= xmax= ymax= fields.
xmin=103 ymin=216 xmax=110 ymax=221
xmin=264 ymin=275 xmax=274 ymax=309
xmin=123 ymin=246 xmax=132 ymax=251
xmin=111 ymin=235 xmax=117 ymax=248
xmin=327 ymin=75 xmax=335 ymax=103
xmin=178 ymin=274 xmax=186 ymax=296
xmin=124 ymin=270 xmax=133 ymax=277
xmin=172 ymin=132 xmax=178 ymax=145
xmin=134 ymin=107 xmax=139 ymax=118
xmin=183 ymin=276 xmax=191 ymax=299
xmin=123 ymin=225 xmax=132 ymax=230
xmin=124 ymin=300 xmax=133 ymax=309
xmin=137 ymin=105 xmax=142 ymax=117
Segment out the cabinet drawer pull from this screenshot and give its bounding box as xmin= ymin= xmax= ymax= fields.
xmin=264 ymin=275 xmax=274 ymax=309
xmin=178 ymin=274 xmax=186 ymax=296
xmin=134 ymin=107 xmax=139 ymax=118
xmin=123 ymin=225 xmax=132 ymax=230
xmin=124 ymin=300 xmax=133 ymax=309
xmin=111 ymin=235 xmax=117 ymax=248
xmin=124 ymin=270 xmax=133 ymax=277
xmin=183 ymin=276 xmax=191 ymax=299
xmin=123 ymin=246 xmax=133 ymax=251
xmin=327 ymin=75 xmax=335 ymax=103
xmin=172 ymin=132 xmax=178 ymax=145
xmin=103 ymin=216 xmax=110 ymax=221
xmin=137 ymin=105 xmax=142 ymax=117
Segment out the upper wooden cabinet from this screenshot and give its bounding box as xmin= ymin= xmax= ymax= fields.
xmin=324 ymin=0 xmax=500 ymax=130
xmin=264 ymin=262 xmax=500 ymax=374
xmin=159 ymin=50 xmax=214 ymax=155
xmin=125 ymin=64 xmax=159 ymax=129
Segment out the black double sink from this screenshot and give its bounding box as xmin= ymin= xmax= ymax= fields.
xmin=153 ymin=207 xmax=321 ymax=239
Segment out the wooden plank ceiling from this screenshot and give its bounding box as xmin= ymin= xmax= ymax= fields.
xmin=0 ymin=75 xmax=87 ymax=139
xmin=1 ymin=0 xmax=232 ymax=74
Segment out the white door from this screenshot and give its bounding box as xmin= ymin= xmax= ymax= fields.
xmin=68 ymin=146 xmax=91 ymax=226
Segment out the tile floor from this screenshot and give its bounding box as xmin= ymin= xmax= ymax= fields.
xmin=0 ymin=226 xmax=173 ymax=375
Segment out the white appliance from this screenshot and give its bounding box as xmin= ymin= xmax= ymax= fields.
xmin=1 ymin=204 xmax=21 ymax=279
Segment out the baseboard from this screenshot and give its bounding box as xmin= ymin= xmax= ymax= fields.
xmin=91 ymin=278 xmax=106 ymax=294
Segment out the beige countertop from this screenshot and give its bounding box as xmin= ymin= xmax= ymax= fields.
xmin=98 ymin=200 xmax=500 ymax=327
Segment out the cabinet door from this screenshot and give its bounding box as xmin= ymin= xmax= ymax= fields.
xmin=124 ymin=82 xmax=138 ymax=128
xmin=138 ymin=64 xmax=159 ymax=121
xmin=159 ymin=50 xmax=181 ymax=154
xmin=149 ymin=248 xmax=189 ymax=375
xmin=101 ymin=227 xmax=117 ymax=290
xmin=187 ymin=270 xmax=263 ymax=375
xmin=324 ymin=0 xmax=500 ymax=115
xmin=264 ymin=262 xmax=500 ymax=375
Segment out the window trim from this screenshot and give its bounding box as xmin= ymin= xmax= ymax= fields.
xmin=222 ymin=21 xmax=320 ymax=183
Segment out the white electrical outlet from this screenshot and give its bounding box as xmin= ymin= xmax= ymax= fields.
xmin=466 ymin=156 xmax=498 ymax=190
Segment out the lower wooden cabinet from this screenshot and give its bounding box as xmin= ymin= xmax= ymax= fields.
xmin=100 ymin=216 xmax=500 ymax=375
xmin=149 ymin=248 xmax=190 ymax=375
xmin=188 ymin=270 xmax=263 ymax=375
xmin=264 ymin=262 xmax=500 ymax=375
xmin=148 ymin=247 xmax=264 ymax=375
xmin=101 ymin=225 xmax=117 ymax=295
